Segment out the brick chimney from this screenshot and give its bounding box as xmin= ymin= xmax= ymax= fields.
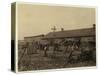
xmin=93 ymin=24 xmax=96 ymax=29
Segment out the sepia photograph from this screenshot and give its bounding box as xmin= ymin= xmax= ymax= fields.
xmin=12 ymin=2 xmax=96 ymax=72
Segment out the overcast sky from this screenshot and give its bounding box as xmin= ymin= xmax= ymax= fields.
xmin=17 ymin=3 xmax=96 ymax=40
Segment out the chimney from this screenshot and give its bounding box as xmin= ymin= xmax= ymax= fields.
xmin=61 ymin=28 xmax=64 ymax=31
xmin=93 ymin=24 xmax=96 ymax=29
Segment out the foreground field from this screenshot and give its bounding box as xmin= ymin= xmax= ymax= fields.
xmin=18 ymin=49 xmax=96 ymax=71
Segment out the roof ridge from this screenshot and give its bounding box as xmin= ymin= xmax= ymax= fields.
xmin=48 ymin=27 xmax=93 ymax=34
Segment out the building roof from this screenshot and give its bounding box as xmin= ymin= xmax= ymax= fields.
xmin=43 ymin=27 xmax=95 ymax=39
xmin=24 ymin=34 xmax=44 ymax=39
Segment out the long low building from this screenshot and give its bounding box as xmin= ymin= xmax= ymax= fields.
xmin=42 ymin=24 xmax=96 ymax=53
xmin=23 ymin=24 xmax=96 ymax=47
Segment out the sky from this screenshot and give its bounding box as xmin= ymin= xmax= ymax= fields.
xmin=17 ymin=3 xmax=96 ymax=40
